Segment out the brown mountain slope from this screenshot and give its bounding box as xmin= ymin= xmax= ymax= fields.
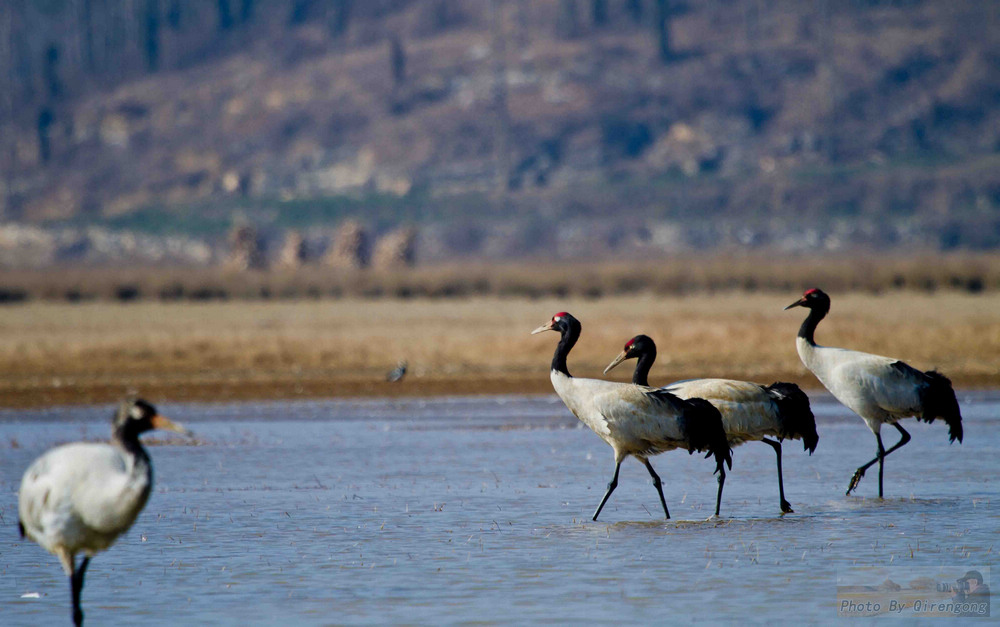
xmin=2 ymin=1 xmax=999 ymax=251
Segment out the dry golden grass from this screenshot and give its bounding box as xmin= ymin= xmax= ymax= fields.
xmin=0 ymin=252 xmax=998 ymax=303
xmin=0 ymin=291 xmax=996 ymax=407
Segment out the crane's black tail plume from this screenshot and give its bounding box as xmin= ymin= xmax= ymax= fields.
xmin=18 ymin=520 xmax=25 ymax=538
xmin=681 ymin=398 xmax=733 ymax=475
xmin=920 ymin=370 xmax=963 ymax=444
xmin=765 ymin=382 xmax=819 ymax=454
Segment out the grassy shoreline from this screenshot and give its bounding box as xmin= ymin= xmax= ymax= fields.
xmin=1 ymin=253 xmax=999 ymax=304
xmin=0 ymin=291 xmax=996 ymax=408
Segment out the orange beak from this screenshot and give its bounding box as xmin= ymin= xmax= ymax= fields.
xmin=151 ymin=414 xmax=193 ymax=437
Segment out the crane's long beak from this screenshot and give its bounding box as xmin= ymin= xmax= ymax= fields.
xmin=784 ymin=297 xmax=807 ymax=310
xmin=531 ymin=321 xmax=556 ymax=335
xmin=151 ymin=414 xmax=193 ymax=438
xmin=603 ymin=350 xmax=629 ymax=375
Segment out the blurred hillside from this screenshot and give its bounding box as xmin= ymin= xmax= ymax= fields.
xmin=2 ymin=0 xmax=1000 ymax=266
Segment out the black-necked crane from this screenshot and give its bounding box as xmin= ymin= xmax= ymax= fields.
xmin=532 ymin=312 xmax=732 ymax=521
xmin=18 ymin=397 xmax=191 ymax=626
xmin=604 ymin=334 xmax=817 ymax=514
xmin=785 ymin=288 xmax=962 ymax=497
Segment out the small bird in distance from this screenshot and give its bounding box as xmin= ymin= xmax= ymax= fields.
xmin=386 ymin=360 xmax=408 ymax=382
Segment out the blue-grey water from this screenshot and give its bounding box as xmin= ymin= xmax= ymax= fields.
xmin=0 ymin=392 xmax=996 ymax=625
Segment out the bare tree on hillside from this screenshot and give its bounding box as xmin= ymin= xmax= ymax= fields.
xmin=592 ymin=0 xmax=607 ymax=27
xmin=143 ymin=0 xmax=159 ymax=71
xmin=390 ymin=35 xmax=406 ymax=88
xmin=43 ymin=44 xmax=61 ymax=100
xmin=239 ymin=0 xmax=254 ymax=24
xmin=330 ymin=0 xmax=351 ymax=37
xmin=515 ymin=0 xmax=531 ymax=46
xmin=0 ymin=4 xmax=14 ymax=218
xmin=626 ymin=0 xmax=643 ymax=23
xmin=557 ymin=0 xmax=580 ymax=39
xmin=655 ymin=0 xmax=672 ymax=63
xmin=80 ymin=0 xmax=96 ymax=71
xmin=217 ymin=0 xmax=233 ymax=31
xmin=491 ymin=0 xmax=511 ymax=196
xmin=166 ymin=0 xmax=181 ymax=29
xmin=289 ymin=0 xmax=312 ymax=25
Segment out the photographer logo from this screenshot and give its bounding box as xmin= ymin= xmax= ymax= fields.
xmin=837 ymin=566 xmax=990 ymax=618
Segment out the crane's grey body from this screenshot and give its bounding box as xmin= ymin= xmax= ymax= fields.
xmin=550 ymin=371 xmax=689 ymax=461
xmin=19 ymin=441 xmax=152 ymax=575
xmin=795 ymin=338 xmax=925 ymax=434
xmin=664 ymin=378 xmax=810 ymax=445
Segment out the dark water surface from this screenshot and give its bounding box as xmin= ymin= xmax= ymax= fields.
xmin=1 ymin=392 xmax=996 ymax=624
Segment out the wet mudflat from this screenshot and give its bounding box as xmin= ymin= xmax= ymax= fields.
xmin=1 ymin=393 xmax=996 ymax=624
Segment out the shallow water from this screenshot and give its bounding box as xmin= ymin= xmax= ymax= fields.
xmin=0 ymin=392 xmax=996 ymax=624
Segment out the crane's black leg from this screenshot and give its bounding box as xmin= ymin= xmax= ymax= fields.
xmin=847 ymin=432 xmax=886 ymax=497
xmin=714 ymin=466 xmax=726 ymax=517
xmin=643 ymin=459 xmax=669 ymax=519
xmin=887 ymin=423 xmax=912 ymax=455
xmin=593 ymin=462 xmax=621 ymax=521
xmin=876 ymin=432 xmax=885 ymax=497
xmin=846 ymin=424 xmax=911 ymax=496
xmin=762 ymin=438 xmax=793 ymax=514
xmin=70 ymin=556 xmax=90 ymax=626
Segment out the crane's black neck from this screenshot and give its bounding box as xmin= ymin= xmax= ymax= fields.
xmin=632 ymin=348 xmax=656 ymax=386
xmin=113 ymin=424 xmax=151 ymax=468
xmin=797 ymin=304 xmax=828 ymax=346
xmin=551 ymin=318 xmax=581 ymax=377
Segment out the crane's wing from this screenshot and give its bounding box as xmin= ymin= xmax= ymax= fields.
xmin=20 ymin=443 xmax=135 ymax=537
xmin=827 ymin=351 xmax=924 ymax=417
xmin=665 ymin=378 xmax=764 ymax=404
xmin=587 ymin=384 xmax=689 ymax=454
xmin=665 ymin=378 xmax=776 ymax=440
xmin=665 ymin=378 xmax=817 ymax=452
xmin=20 ymin=445 xmax=112 ymax=540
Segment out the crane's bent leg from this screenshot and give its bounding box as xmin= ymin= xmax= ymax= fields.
xmin=762 ymin=438 xmax=793 ymax=513
xmin=715 ymin=467 xmax=726 ymax=517
xmin=70 ymin=556 xmax=90 ymax=626
xmin=847 ymin=424 xmax=911 ymax=496
xmin=592 ymin=462 xmax=621 ymax=521
xmin=642 ymin=459 xmax=670 ymax=519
